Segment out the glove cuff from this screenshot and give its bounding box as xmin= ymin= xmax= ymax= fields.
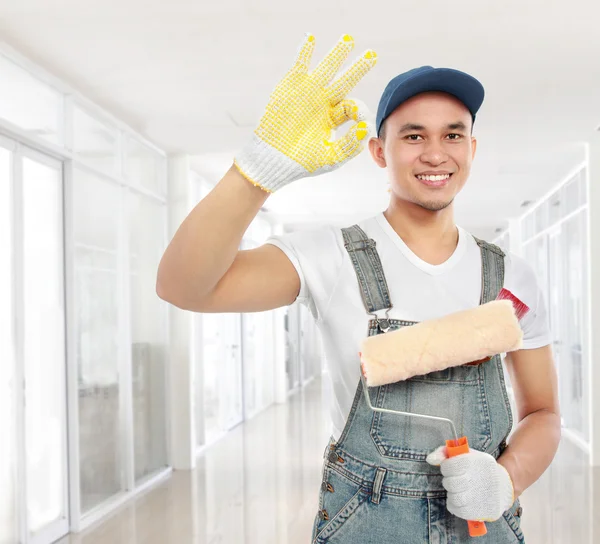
xmin=234 ymin=135 xmax=309 ymax=193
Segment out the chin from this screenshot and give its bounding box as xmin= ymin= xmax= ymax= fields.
xmin=417 ymin=198 xmax=454 ymax=212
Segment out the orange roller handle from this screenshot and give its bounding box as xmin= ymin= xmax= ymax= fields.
xmin=445 ymin=437 xmax=487 ymax=537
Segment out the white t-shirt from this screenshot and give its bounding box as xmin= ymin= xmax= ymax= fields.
xmin=266 ymin=212 xmax=552 ymax=440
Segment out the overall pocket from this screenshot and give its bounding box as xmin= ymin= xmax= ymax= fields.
xmin=369 ymin=364 xmax=492 ymax=460
xmin=312 ymin=466 xmax=370 ymax=543
xmin=502 ymin=499 xmax=525 ymax=543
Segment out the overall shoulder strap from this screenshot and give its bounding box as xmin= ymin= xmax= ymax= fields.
xmin=473 ymin=237 xmax=506 ymax=303
xmin=341 ymin=225 xmax=393 ymax=315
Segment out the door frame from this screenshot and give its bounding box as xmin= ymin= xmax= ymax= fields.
xmin=5 ymin=136 xmax=70 ymax=544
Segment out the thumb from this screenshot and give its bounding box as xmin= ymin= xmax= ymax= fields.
xmin=426 ymin=445 xmax=449 ymax=467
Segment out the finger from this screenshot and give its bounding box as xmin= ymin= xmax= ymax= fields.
xmin=426 ymin=445 xmax=448 ymax=467
xmin=446 ymin=495 xmax=472 ymax=515
xmin=328 ymin=98 xmax=371 ymax=129
xmin=441 ymin=475 xmax=466 ymax=495
xmin=440 ymin=457 xmax=468 ymax=478
xmin=312 ymin=34 xmax=355 ymax=86
xmin=324 ymin=120 xmax=371 ymax=165
xmin=292 ymin=32 xmax=316 ymax=73
xmin=327 ymin=50 xmax=378 ymax=104
xmin=328 ymin=99 xmax=359 ymax=128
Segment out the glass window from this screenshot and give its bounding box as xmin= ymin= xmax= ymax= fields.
xmin=72 ymin=105 xmax=119 ymax=176
xmin=580 ymin=211 xmax=590 ymax=441
xmin=72 ymin=167 xmax=123 ymax=512
xmin=124 ymin=136 xmax=166 ymax=195
xmin=521 ymin=212 xmax=535 ymax=242
xmin=129 ymin=192 xmax=168 ymax=482
xmin=560 ymin=213 xmax=587 ymax=438
xmin=549 ymin=190 xmax=562 ymax=225
xmin=0 ymin=54 xmax=63 ymax=146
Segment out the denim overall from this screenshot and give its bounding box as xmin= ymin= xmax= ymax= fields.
xmin=311 ymin=225 xmax=525 ymax=544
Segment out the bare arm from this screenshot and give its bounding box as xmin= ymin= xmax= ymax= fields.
xmin=156 ymin=164 xmax=300 ymax=312
xmin=156 ymin=34 xmax=376 ymax=312
xmin=498 ymin=344 xmax=561 ymax=498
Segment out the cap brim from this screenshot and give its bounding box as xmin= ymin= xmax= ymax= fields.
xmin=378 ymin=68 xmax=484 ymax=134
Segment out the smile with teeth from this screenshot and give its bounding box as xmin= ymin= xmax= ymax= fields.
xmin=416 ymin=174 xmax=452 ymax=182
xmin=415 ymin=173 xmax=453 ymax=187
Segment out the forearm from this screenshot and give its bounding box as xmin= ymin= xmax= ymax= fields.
xmin=156 ymin=164 xmax=269 ymax=307
xmin=497 ymin=408 xmax=561 ymax=498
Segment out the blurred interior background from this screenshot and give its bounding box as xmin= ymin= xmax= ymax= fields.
xmin=0 ymin=1 xmax=599 ymax=542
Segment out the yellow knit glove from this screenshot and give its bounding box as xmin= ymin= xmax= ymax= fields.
xmin=234 ymin=33 xmax=377 ymax=193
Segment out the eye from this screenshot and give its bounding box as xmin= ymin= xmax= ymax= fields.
xmin=405 ymin=134 xmax=423 ymax=141
xmin=446 ymin=133 xmax=463 ymax=140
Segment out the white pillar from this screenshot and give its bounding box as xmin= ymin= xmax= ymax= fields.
xmin=166 ymin=155 xmax=196 ymax=470
xmin=587 ymin=137 xmax=600 ymax=467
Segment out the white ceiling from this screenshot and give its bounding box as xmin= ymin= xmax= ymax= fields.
xmin=0 ymin=0 xmax=597 ymax=237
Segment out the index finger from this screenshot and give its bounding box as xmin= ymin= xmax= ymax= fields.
xmin=326 ymin=50 xmax=378 ymax=104
xmin=312 ymin=34 xmax=355 ymax=86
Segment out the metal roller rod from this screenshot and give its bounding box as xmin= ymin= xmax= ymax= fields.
xmin=360 ymin=373 xmax=459 ymax=442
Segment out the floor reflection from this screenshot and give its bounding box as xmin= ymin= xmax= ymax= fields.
xmin=59 ymin=378 xmax=595 ymax=543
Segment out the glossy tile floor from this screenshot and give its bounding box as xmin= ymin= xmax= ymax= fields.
xmin=59 ymin=379 xmax=598 ymax=543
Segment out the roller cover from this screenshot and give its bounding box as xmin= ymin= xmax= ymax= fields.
xmin=360 ymin=300 xmax=522 ymax=387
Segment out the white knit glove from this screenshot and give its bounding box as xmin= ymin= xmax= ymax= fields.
xmin=426 ymin=445 xmax=515 ymax=522
xmin=234 ymin=33 xmax=377 ymax=193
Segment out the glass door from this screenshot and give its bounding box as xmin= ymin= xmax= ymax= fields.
xmin=200 ymin=313 xmax=244 ymax=444
xmin=547 ymin=228 xmax=563 ymax=390
xmin=72 ymin=168 xmax=123 ymax=515
xmin=20 ymin=149 xmax=69 ymax=544
xmin=128 ymin=193 xmax=169 ymax=483
xmin=202 ymin=315 xmax=224 ymax=446
xmin=560 ymin=214 xmax=588 ymax=439
xmin=285 ymin=305 xmax=301 ymax=392
xmin=241 ymin=309 xmax=274 ymax=419
xmin=223 ymin=314 xmax=243 ymax=430
xmin=0 ymin=141 xmax=70 ymax=544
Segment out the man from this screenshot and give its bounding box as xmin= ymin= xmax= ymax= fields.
xmin=157 ymin=34 xmax=560 ymax=543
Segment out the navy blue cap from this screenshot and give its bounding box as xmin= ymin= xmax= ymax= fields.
xmin=376 ymin=66 xmax=485 ymax=136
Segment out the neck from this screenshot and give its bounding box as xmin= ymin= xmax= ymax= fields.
xmin=383 ymin=198 xmax=458 ymax=247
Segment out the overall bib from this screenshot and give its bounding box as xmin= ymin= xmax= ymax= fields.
xmin=311 ymin=225 xmax=525 ymax=544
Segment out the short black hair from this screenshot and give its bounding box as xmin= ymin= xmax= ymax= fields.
xmin=378 ymin=119 xmax=388 ymax=140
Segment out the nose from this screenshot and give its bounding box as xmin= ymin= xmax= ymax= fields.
xmin=420 ymin=141 xmax=448 ymax=166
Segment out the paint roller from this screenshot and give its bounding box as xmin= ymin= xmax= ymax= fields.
xmin=358 ymin=288 xmax=530 ymax=537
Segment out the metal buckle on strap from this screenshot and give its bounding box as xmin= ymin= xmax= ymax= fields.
xmin=369 ymin=308 xmax=392 ymax=333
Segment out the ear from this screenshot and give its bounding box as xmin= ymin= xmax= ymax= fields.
xmin=471 ymin=137 xmax=477 ymax=160
xmin=369 ymin=137 xmax=387 ymax=168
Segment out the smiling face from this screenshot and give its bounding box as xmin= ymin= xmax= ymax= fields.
xmin=370 ymin=91 xmax=477 ymax=212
